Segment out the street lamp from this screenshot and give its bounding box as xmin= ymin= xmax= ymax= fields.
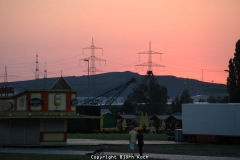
xmin=224 ymin=70 xmax=230 ymax=103
xmin=84 ymin=59 xmax=89 ymax=104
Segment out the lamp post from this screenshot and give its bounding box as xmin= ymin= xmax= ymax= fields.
xmin=84 ymin=59 xmax=89 ymax=104
xmin=224 ymin=70 xmax=230 ymax=103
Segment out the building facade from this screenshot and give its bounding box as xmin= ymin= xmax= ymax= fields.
xmin=0 ymin=77 xmax=85 ymax=146
xmin=0 ymin=88 xmax=78 ymax=146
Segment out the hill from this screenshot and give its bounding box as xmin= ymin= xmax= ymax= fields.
xmin=0 ymin=71 xmax=227 ymax=98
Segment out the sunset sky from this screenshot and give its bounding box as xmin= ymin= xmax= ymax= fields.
xmin=0 ymin=0 xmax=240 ymax=84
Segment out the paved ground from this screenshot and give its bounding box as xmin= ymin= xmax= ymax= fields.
xmin=0 ymin=139 xmax=239 ymax=160
xmin=67 ymin=138 xmax=186 ymax=145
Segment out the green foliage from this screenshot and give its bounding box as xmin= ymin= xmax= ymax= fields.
xmin=207 ymin=96 xmax=217 ymax=103
xmin=171 ymin=89 xmax=193 ymax=113
xmin=171 ymin=96 xmax=181 ymax=113
xmin=227 ymin=39 xmax=240 ymax=102
xmin=180 ymin=89 xmax=193 ymax=103
xmin=109 ymin=106 xmax=122 ymax=116
xmin=135 ymin=84 xmax=148 ymax=103
xmin=198 ymin=98 xmax=206 ymax=102
xmin=147 ymin=83 xmax=169 ymax=114
xmin=137 ymin=104 xmax=148 ymax=113
xmin=121 ymin=100 xmax=136 ymax=114
xmin=125 ymin=81 xmax=169 ymax=115
xmin=207 ymin=96 xmax=228 ymax=103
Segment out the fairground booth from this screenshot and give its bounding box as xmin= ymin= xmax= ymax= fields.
xmin=150 ymin=114 xmax=182 ymax=132
xmin=0 ymin=77 xmax=101 ymax=146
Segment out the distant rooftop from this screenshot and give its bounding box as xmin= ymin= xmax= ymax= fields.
xmin=52 ymin=77 xmax=72 ymax=90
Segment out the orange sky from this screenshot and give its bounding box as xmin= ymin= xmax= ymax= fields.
xmin=0 ymin=0 xmax=240 ymax=84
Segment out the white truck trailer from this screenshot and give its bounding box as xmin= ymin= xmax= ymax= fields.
xmin=182 ymin=103 xmax=240 ymax=143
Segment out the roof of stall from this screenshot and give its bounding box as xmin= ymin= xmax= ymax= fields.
xmin=115 ymin=114 xmax=138 ymax=119
xmin=149 ymin=115 xmax=170 ymax=120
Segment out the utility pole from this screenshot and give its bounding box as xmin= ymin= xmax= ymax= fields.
xmin=84 ymin=59 xmax=89 ymax=104
xmin=4 ymin=65 xmax=7 ymax=83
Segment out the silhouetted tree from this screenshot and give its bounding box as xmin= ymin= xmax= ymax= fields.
xmin=216 ymin=96 xmax=228 ymax=103
xmin=171 ymin=96 xmax=181 ymax=113
xmin=227 ymin=39 xmax=240 ymax=102
xmin=109 ymin=106 xmax=122 ymax=116
xmin=171 ymin=89 xmax=193 ymax=113
xmin=134 ymin=84 xmax=148 ymax=103
xmin=147 ymin=82 xmax=169 ymax=114
xmin=207 ymin=96 xmax=217 ymax=103
xmin=207 ymin=95 xmax=228 ymax=103
xmin=128 ymin=81 xmax=169 ymax=114
xmin=198 ymin=98 xmax=206 ymax=102
xmin=180 ymin=89 xmax=193 ymax=103
xmin=121 ymin=99 xmax=135 ymax=114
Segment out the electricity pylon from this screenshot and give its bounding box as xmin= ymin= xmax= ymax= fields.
xmin=81 ymin=38 xmax=106 ymax=75
xmin=80 ymin=38 xmax=106 ymax=97
xmin=128 ymin=41 xmax=165 ymax=102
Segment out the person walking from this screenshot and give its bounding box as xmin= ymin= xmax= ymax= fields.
xmin=129 ymin=125 xmax=138 ymax=156
xmin=137 ymin=130 xmax=144 ymax=156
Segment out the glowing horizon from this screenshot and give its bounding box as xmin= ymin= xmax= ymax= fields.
xmin=1 ymin=0 xmax=240 ymax=84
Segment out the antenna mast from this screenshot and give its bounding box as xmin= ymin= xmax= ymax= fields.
xmin=35 ymin=53 xmax=39 ymax=79
xmin=44 ymin=62 xmax=47 ymax=78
